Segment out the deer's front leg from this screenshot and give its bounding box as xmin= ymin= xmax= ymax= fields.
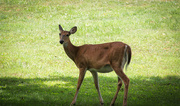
xmin=90 ymin=71 xmax=104 ymax=105
xmin=71 ymin=68 xmax=86 ymax=106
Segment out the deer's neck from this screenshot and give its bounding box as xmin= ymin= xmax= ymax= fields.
xmin=63 ymin=39 xmax=78 ymax=62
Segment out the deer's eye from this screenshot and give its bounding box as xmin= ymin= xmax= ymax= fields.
xmin=66 ymin=32 xmax=71 ymax=36
xmin=59 ymin=33 xmax=61 ymax=36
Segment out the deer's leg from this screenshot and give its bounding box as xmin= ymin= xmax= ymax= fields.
xmin=110 ymin=77 xmax=123 ymax=106
xmin=90 ymin=71 xmax=104 ymax=105
xmin=71 ymin=68 xmax=86 ymax=106
xmin=112 ymin=66 xmax=129 ymax=106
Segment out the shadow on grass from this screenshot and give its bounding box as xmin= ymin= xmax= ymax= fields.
xmin=0 ymin=75 xmax=179 ymax=106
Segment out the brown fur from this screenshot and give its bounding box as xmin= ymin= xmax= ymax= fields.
xmin=59 ymin=25 xmax=131 ymax=106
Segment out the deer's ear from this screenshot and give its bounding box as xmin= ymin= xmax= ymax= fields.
xmin=70 ymin=26 xmax=77 ymax=34
xmin=59 ymin=24 xmax=63 ymax=32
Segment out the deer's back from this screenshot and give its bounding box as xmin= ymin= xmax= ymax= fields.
xmin=74 ymin=42 xmax=127 ymax=69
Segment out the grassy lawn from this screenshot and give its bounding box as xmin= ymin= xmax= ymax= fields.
xmin=0 ymin=0 xmax=180 ymax=105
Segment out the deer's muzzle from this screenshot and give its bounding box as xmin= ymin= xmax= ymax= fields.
xmin=60 ymin=40 xmax=64 ymax=44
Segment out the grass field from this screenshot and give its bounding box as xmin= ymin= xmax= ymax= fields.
xmin=0 ymin=0 xmax=180 ymax=105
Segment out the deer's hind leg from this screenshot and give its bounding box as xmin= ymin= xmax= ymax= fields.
xmin=111 ymin=64 xmax=129 ymax=106
xmin=110 ymin=77 xmax=123 ymax=106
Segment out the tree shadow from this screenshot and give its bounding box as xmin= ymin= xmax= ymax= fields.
xmin=0 ymin=75 xmax=179 ymax=106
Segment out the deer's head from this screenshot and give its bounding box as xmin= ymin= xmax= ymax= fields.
xmin=59 ymin=24 xmax=77 ymax=44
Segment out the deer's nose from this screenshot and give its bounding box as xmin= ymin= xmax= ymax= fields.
xmin=60 ymin=40 xmax=64 ymax=44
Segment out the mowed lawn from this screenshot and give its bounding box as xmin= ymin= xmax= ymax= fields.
xmin=0 ymin=0 xmax=180 ymax=106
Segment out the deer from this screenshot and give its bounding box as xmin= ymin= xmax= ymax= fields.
xmin=58 ymin=24 xmax=131 ymax=106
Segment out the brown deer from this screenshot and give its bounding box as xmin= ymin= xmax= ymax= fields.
xmin=58 ymin=25 xmax=131 ymax=106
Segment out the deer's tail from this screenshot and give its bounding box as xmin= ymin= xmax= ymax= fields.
xmin=124 ymin=45 xmax=132 ymax=70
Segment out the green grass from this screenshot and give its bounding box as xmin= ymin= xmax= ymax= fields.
xmin=0 ymin=0 xmax=180 ymax=105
